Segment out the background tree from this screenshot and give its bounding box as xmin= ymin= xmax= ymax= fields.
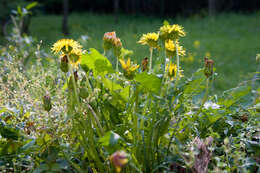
xmin=62 ymin=0 xmax=69 ymax=36
xmin=114 ymin=0 xmax=119 ymax=23
xmin=208 ymin=0 xmax=216 ymax=16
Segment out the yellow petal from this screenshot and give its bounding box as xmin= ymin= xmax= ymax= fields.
xmin=126 ymin=58 xmax=131 ymax=68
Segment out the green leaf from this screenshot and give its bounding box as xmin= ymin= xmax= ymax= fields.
xmin=219 ymin=85 xmax=252 ymax=108
xmin=99 ymin=131 xmax=123 ymax=147
xmin=0 ymin=124 xmax=20 ymax=140
xmin=135 ymin=73 xmax=162 ymax=94
xmin=183 ymin=69 xmax=206 ymax=99
xmin=102 ymin=77 xmax=129 ymax=102
xmin=80 ymin=48 xmax=115 ymax=76
xmin=26 ymin=2 xmax=38 ymax=10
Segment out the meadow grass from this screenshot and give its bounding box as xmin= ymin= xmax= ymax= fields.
xmin=28 ymin=12 xmax=260 ymax=91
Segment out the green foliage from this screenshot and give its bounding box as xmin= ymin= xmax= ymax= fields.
xmin=0 ymin=9 xmax=259 ymax=173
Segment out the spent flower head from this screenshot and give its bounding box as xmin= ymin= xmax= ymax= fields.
xmin=159 ymin=24 xmax=186 ymax=41
xmin=165 ymin=40 xmax=186 ymax=58
xmin=120 ymin=58 xmax=139 ymax=79
xmin=138 ymin=32 xmax=159 ymax=49
xmin=109 ymin=151 xmax=129 ymax=173
xmin=204 ymin=57 xmax=214 ymax=78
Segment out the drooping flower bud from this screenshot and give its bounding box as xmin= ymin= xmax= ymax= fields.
xmin=60 ymin=55 xmax=69 ymax=73
xmin=141 ymin=57 xmax=148 ymax=72
xmin=109 ymin=151 xmax=128 ymax=173
xmin=43 ymin=95 xmax=52 ymax=112
xmin=204 ymin=57 xmax=214 ymax=78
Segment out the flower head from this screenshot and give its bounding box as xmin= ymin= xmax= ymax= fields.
xmin=120 ymin=58 xmax=139 ymax=79
xmin=159 ymin=24 xmax=186 ymax=41
xmin=138 ymin=32 xmax=159 ymax=49
xmin=165 ymin=40 xmax=186 ymax=58
xmin=52 ymin=39 xmax=82 ymax=54
xmin=166 ymin=63 xmax=177 ymax=80
xmin=103 ymin=31 xmax=123 ymax=57
xmin=52 ymin=39 xmax=83 ymax=66
xmin=166 ymin=62 xmax=184 ymax=80
xmin=109 ymin=151 xmax=128 ymax=173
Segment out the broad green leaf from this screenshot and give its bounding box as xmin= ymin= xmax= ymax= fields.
xmin=135 ymin=73 xmax=161 ymax=94
xmin=80 ymin=48 xmax=115 ymax=76
xmin=219 ymin=85 xmax=252 ymax=108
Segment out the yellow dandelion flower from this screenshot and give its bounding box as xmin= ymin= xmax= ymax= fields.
xmin=52 ymin=39 xmax=82 ymax=54
xmin=159 ymin=24 xmax=186 ymax=41
xmin=166 ymin=63 xmax=184 ymax=80
xmin=166 ymin=63 xmax=177 ymax=80
xmin=138 ymin=32 xmax=159 ymax=49
xmin=60 ymin=46 xmax=82 ymax=66
xmin=165 ymin=40 xmax=186 ymax=58
xmin=120 ymin=58 xmax=139 ymax=79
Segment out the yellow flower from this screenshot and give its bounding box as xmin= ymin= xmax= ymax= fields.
xmin=159 ymin=24 xmax=186 ymax=41
xmin=193 ymin=40 xmax=200 ymax=49
xmin=138 ymin=32 xmax=159 ymax=49
xmin=119 ymin=58 xmax=139 ymax=79
xmin=166 ymin=63 xmax=184 ymax=80
xmin=109 ymin=151 xmax=128 ymax=173
xmin=166 ymin=63 xmax=177 ymax=80
xmin=52 ymin=39 xmax=82 ymax=54
xmin=165 ymin=40 xmax=186 ymax=58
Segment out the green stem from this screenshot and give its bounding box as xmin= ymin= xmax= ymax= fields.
xmin=67 ymin=55 xmax=80 ymax=107
xmin=149 ymin=47 xmax=153 ymax=73
xmin=196 ymin=77 xmax=210 ymax=116
xmin=116 ymin=56 xmax=119 ymax=72
xmin=201 ymin=78 xmax=209 ymax=107
xmin=87 ymin=104 xmax=105 ymax=136
xmin=175 ymin=40 xmax=180 ymax=80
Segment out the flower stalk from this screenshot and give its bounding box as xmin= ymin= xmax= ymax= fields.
xmin=149 ymin=47 xmax=153 ymax=73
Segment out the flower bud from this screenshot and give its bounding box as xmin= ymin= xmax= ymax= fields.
xmin=109 ymin=151 xmax=128 ymax=173
xmin=141 ymin=57 xmax=148 ymax=72
xmin=60 ymin=55 xmax=69 ymax=73
xmin=103 ymin=31 xmax=116 ymax=51
xmin=204 ymin=57 xmax=214 ymax=78
xmin=43 ymin=95 xmax=52 ymax=112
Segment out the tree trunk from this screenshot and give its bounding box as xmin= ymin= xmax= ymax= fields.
xmin=62 ymin=0 xmax=69 ymax=35
xmin=114 ymin=0 xmax=119 ymax=23
xmin=208 ymin=0 xmax=216 ymax=16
